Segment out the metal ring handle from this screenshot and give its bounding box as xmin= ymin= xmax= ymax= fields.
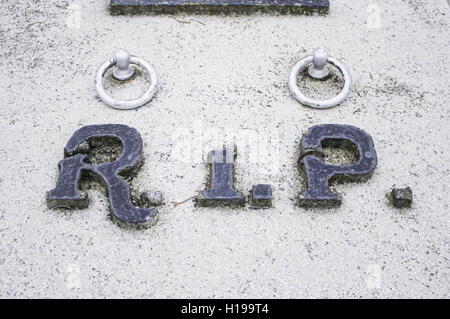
xmin=95 ymin=53 xmax=158 ymax=110
xmin=288 ymin=50 xmax=351 ymax=109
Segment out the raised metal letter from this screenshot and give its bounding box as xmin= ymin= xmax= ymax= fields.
xmin=47 ymin=124 xmax=157 ymax=226
xmin=298 ymin=124 xmax=377 ymax=207
xmin=196 ymin=146 xmax=245 ymax=207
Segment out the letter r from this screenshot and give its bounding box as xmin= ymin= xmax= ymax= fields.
xmin=47 ymin=124 xmax=157 ymax=225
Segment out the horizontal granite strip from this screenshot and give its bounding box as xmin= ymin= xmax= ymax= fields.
xmin=110 ymin=0 xmax=330 ymax=15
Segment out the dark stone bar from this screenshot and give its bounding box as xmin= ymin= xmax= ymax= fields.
xmin=110 ymin=0 xmax=330 ymax=15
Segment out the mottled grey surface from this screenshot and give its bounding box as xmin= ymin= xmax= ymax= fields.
xmin=0 ymin=0 xmax=449 ymax=298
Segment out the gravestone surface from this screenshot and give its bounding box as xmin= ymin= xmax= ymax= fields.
xmin=196 ymin=146 xmax=245 ymax=207
xmin=110 ymin=0 xmax=330 ymax=15
xmin=47 ymin=124 xmax=158 ymax=226
xmin=298 ymin=124 xmax=378 ymax=208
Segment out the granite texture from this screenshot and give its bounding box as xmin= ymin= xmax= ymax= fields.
xmin=0 ymin=0 xmax=448 ymax=299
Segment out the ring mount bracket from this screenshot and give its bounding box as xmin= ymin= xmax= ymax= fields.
xmin=307 ymin=48 xmax=330 ymax=80
xmin=112 ymin=49 xmax=135 ymax=81
xmin=95 ymin=49 xmax=158 ymax=110
xmin=288 ymin=48 xmax=351 ymax=109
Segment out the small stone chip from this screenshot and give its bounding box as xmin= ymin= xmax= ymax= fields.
xmin=391 ymin=187 xmax=413 ymax=208
xmin=250 ymin=184 xmax=273 ymax=209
